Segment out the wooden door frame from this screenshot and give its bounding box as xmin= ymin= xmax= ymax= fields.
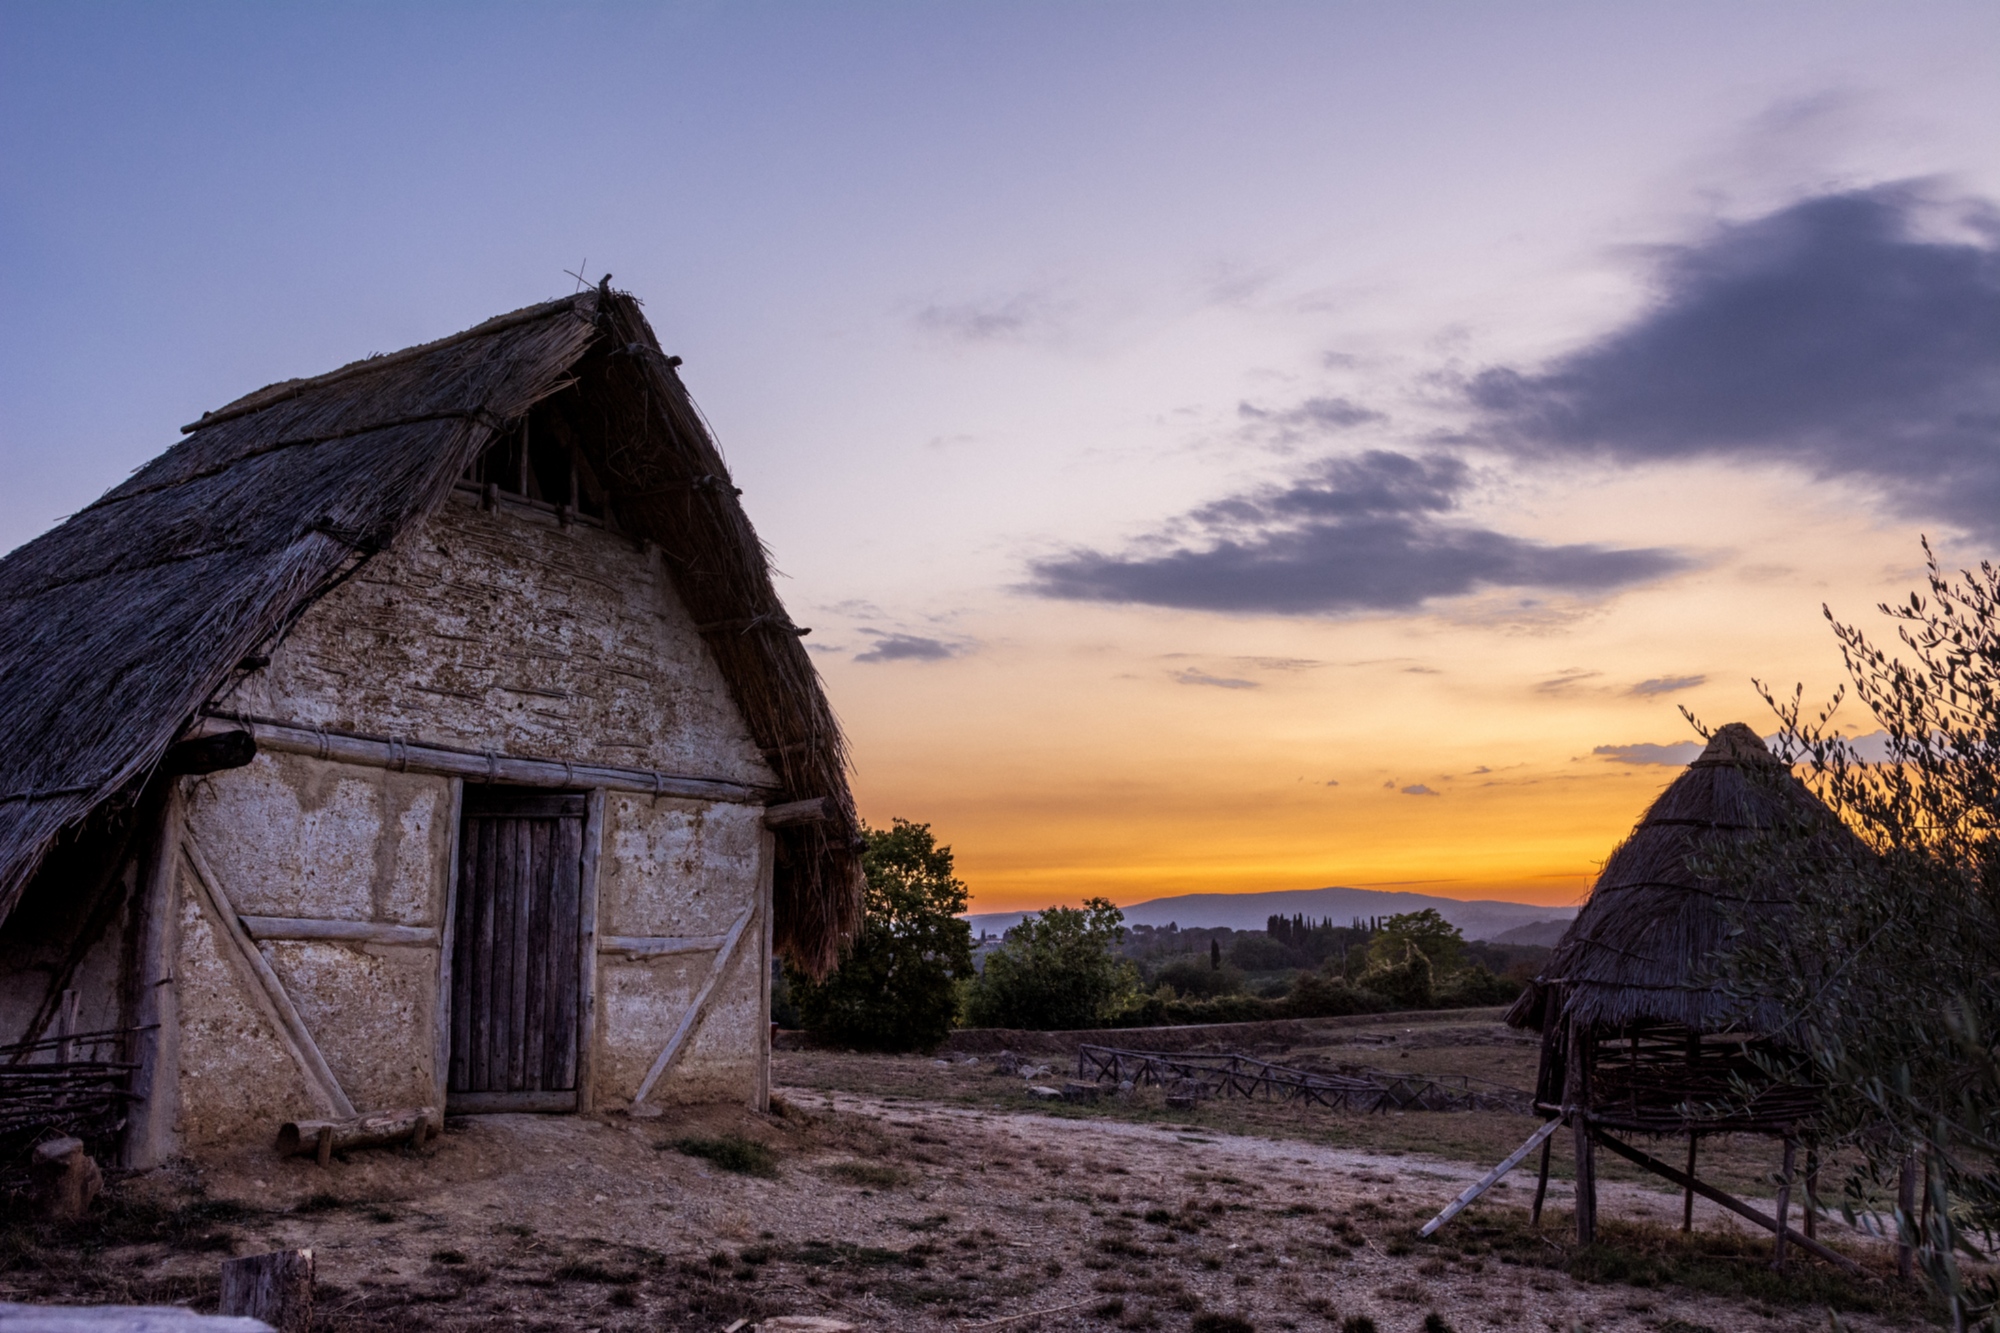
xmin=437 ymin=782 xmax=602 ymax=1115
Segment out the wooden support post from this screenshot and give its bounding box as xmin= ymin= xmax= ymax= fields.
xmin=1565 ymin=1018 xmax=1596 ymax=1245
xmin=1683 ymin=1134 xmax=1698 ymax=1233
xmin=1897 ymin=1152 xmax=1917 ymax=1280
xmin=1804 ymin=1147 xmax=1819 ymax=1241
xmin=220 ymin=1247 xmax=314 ymax=1332
xmin=755 ymin=823 xmax=775 ymax=1113
xmin=124 ymin=784 xmax=184 ymax=1170
xmin=574 ymin=788 xmax=605 ymax=1115
xmin=1531 ymin=1130 xmax=1554 ymax=1226
xmin=1772 ymin=1138 xmax=1796 ymax=1269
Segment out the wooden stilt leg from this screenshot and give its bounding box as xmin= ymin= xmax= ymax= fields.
xmin=1531 ymin=1130 xmax=1554 ymax=1226
xmin=1804 ymin=1147 xmax=1819 ymax=1241
xmin=1682 ymin=1134 xmax=1697 ymax=1233
xmin=1565 ymin=1018 xmax=1595 ymax=1246
xmin=1772 ymin=1138 xmax=1795 ymax=1270
xmin=1897 ymin=1153 xmax=1917 ymax=1281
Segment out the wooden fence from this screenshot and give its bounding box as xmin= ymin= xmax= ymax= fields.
xmin=1075 ymin=1044 xmax=1527 ymax=1114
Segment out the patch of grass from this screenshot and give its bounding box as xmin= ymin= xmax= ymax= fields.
xmin=822 ymin=1160 xmax=909 ymax=1188
xmin=667 ymin=1133 xmax=779 ymax=1177
xmin=1339 ymin=1318 xmax=1378 ymax=1333
xmin=1191 ymin=1313 xmax=1255 ymax=1333
xmin=552 ymin=1259 xmax=641 ymax=1284
xmin=787 ymin=1239 xmax=924 ymax=1269
xmin=429 ymin=1249 xmax=468 ymax=1265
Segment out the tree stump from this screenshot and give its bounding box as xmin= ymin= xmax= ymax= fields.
xmin=31 ymin=1136 xmax=102 ymax=1220
xmin=219 ymin=1249 xmax=313 ymax=1333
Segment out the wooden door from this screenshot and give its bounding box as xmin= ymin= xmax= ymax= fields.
xmin=448 ymin=790 xmax=586 ymax=1111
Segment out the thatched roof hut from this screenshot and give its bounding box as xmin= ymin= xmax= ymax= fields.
xmin=1508 ymin=722 xmax=1836 ymax=1039
xmin=0 ymin=284 xmax=860 ymax=972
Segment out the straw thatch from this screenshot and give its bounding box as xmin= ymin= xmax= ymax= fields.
xmin=1508 ymin=722 xmax=1842 ymax=1038
xmin=0 ymin=285 xmax=861 ymax=972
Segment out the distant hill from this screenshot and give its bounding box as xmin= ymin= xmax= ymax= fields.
xmin=965 ymin=886 xmax=1578 ymax=943
xmin=1488 ymin=918 xmax=1573 ymax=947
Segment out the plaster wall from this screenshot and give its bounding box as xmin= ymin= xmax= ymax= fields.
xmin=167 ymin=497 xmax=772 ymax=1140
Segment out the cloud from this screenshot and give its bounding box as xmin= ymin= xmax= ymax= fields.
xmin=1172 ymin=668 xmax=1258 ymax=689
xmin=853 ymin=632 xmax=962 ymax=664
xmin=1594 ymin=740 xmax=1704 ymax=766
xmin=1401 ymin=783 xmax=1441 ymax=796
xmin=1534 ymin=668 xmax=1602 ymax=694
xmin=1472 ymin=184 xmax=2000 ymax=540
xmin=1238 ymin=395 xmax=1385 ymax=444
xmin=1026 ymin=450 xmax=1687 ymax=616
xmin=914 ymin=291 xmax=1063 ymax=344
xmin=1630 ymin=674 xmax=1706 ymax=696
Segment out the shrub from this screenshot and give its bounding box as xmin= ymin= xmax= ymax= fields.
xmin=1358 ymin=945 xmax=1434 ymax=1008
xmin=1155 ymin=957 xmax=1244 ymax=999
xmin=1436 ymin=962 xmax=1520 ymax=1007
xmin=1226 ymin=932 xmax=1293 ymax=972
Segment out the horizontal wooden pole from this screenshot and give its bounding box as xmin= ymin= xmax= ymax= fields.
xmin=1590 ymin=1128 xmax=1863 ymax=1274
xmin=447 ymin=1090 xmax=578 ymax=1114
xmin=599 ymin=933 xmax=729 ymax=958
xmin=763 ymin=796 xmax=834 ymax=827
xmin=241 ymin=917 xmax=439 ymax=947
xmin=188 ymin=713 xmax=770 ymax=804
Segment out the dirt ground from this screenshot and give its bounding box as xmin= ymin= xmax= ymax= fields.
xmin=0 ymin=1022 xmax=1942 ymax=1332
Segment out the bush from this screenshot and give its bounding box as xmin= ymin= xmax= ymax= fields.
xmin=966 ymin=898 xmax=1138 ymax=1029
xmin=1359 ymin=945 xmax=1434 ymax=1008
xmin=669 ymin=1135 xmax=778 ymax=1177
xmin=786 ymin=819 xmax=973 ymax=1051
xmin=1155 ymin=957 xmax=1244 ymax=998
xmin=1286 ymin=971 xmax=1393 ymax=1018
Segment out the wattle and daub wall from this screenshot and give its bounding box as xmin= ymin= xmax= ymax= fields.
xmin=1 ymin=490 xmax=777 ymax=1151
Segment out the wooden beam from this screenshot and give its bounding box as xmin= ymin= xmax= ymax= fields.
xmin=182 ymin=835 xmax=355 ymax=1119
xmin=123 ymin=784 xmax=184 ymax=1170
xmin=1589 ymin=1128 xmax=1864 ymax=1274
xmin=574 ymin=788 xmax=605 ymax=1115
xmin=763 ymin=796 xmax=834 ymax=827
xmin=630 ymin=901 xmax=757 ymax=1111
xmin=598 ymin=933 xmax=731 ymax=958
xmin=184 ymin=714 xmax=769 ymax=804
xmin=756 ymin=825 xmax=775 ymax=1114
xmin=241 ymin=917 xmax=438 ymax=947
xmin=1420 ymin=1116 xmax=1565 ymax=1237
xmin=1566 ymin=1018 xmax=1596 ymax=1246
xmin=432 ymin=777 xmax=463 ymax=1126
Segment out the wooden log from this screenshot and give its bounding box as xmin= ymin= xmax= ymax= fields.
xmin=1420 ymin=1116 xmax=1564 ymax=1237
xmin=1590 ymin=1128 xmax=1864 ymax=1274
xmin=162 ymin=730 xmax=256 ymax=776
xmin=762 ymin=796 xmax=834 ymax=827
xmin=239 ymin=917 xmax=438 ymax=947
xmin=32 ymin=1136 xmax=102 ymax=1220
xmin=597 ymin=933 xmax=729 ymax=959
xmin=275 ymin=1108 xmax=436 ymax=1160
xmin=219 ymin=1248 xmax=313 ymax=1333
xmin=183 ymin=715 xmax=767 ymax=804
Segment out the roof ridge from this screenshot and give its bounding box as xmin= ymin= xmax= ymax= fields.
xmin=181 ymin=294 xmax=590 ymax=435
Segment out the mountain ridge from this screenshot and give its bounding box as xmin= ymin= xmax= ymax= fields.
xmin=965 ymin=885 xmax=1578 ymax=943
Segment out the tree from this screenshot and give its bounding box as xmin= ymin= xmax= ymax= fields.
xmin=966 ymin=897 xmax=1138 ymax=1030
xmin=1721 ymin=543 xmax=2000 ymax=1325
xmin=785 ymin=819 xmax=973 ymax=1051
xmin=1365 ymin=909 xmax=1465 ymax=975
xmin=1210 ymin=938 xmax=1222 ymax=970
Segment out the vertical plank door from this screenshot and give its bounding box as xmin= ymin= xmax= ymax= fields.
xmin=448 ymin=790 xmax=586 ymax=1112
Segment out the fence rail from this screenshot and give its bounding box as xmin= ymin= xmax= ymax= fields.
xmin=0 ymin=1025 xmax=143 ymax=1150
xmin=1076 ymin=1044 xmax=1528 ymax=1114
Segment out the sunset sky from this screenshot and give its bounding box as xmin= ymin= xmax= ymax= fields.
xmin=4 ymin=4 xmax=1997 ymax=913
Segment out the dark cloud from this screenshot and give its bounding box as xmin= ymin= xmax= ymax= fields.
xmin=1401 ymin=783 xmax=1441 ymax=796
xmin=1535 ymin=669 xmax=1602 ymax=694
xmin=1027 ymin=450 xmax=1686 ymax=616
xmin=1238 ymin=395 xmax=1385 ymax=441
xmin=1472 ymin=184 xmax=2000 ymax=539
xmin=914 ymin=292 xmax=1059 ymax=344
xmin=1629 ymin=674 xmax=1706 ymax=696
xmin=854 ymin=632 xmax=961 ymax=664
xmin=1173 ymin=668 xmax=1258 ymax=689
xmin=1595 ymin=740 xmax=1704 ymax=766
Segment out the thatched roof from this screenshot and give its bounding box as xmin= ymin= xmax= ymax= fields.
xmin=0 ymin=285 xmax=861 ymax=972
xmin=1508 ymin=723 xmax=1842 ymax=1036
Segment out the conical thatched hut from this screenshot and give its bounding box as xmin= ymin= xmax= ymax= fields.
xmin=0 ymin=283 xmax=862 ymax=1166
xmin=1498 ymin=723 xmax=1850 ymax=1258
